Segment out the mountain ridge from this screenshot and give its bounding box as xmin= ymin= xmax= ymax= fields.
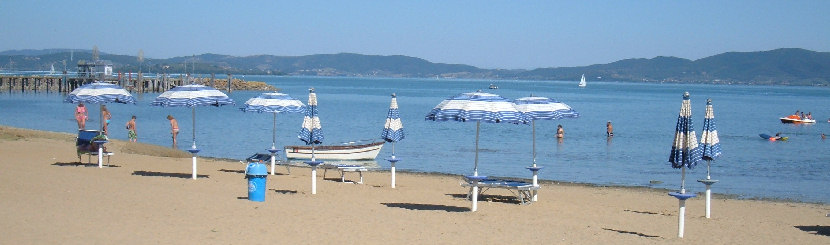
xmin=2 ymin=48 xmax=829 ymax=86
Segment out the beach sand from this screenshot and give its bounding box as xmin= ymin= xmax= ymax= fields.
xmin=1 ymin=125 xmax=828 ymax=244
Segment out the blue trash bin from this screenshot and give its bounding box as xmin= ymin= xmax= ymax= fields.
xmin=246 ymin=162 xmax=268 ymax=202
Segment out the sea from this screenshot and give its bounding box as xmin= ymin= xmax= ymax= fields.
xmin=2 ymin=76 xmax=829 ymax=203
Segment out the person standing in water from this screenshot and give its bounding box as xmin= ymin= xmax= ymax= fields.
xmin=556 ymin=124 xmax=564 ymax=139
xmin=167 ymin=115 xmax=179 ymax=147
xmin=101 ymin=105 xmax=112 ymax=135
xmin=606 ymin=121 xmax=614 ymax=137
xmin=126 ymin=115 xmax=137 ymax=142
xmin=75 ymin=103 xmax=88 ymax=130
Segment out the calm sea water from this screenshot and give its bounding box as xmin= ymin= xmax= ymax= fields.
xmin=2 ymin=76 xmax=830 ymax=203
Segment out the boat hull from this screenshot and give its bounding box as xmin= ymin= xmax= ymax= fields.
xmin=779 ymin=115 xmax=815 ymax=124
xmin=285 ymin=141 xmax=384 ymax=160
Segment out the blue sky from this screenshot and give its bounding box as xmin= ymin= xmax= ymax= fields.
xmin=2 ymin=1 xmax=829 ymax=69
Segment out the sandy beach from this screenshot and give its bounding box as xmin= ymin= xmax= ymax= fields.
xmin=0 ymin=125 xmax=828 ymax=244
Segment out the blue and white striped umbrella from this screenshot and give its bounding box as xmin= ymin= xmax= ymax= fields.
xmin=64 ymin=82 xmax=135 ymax=133
xmin=699 ymin=98 xmax=721 ymax=179
xmin=242 ymin=92 xmax=306 ymax=149
xmin=669 ymin=92 xmax=702 ymax=192
xmin=151 ymin=84 xmax=234 ymax=150
xmin=64 ymin=82 xmax=136 ymax=104
xmin=514 ymin=96 xmax=579 ymax=167
xmin=699 ymin=99 xmax=721 ymax=162
xmin=298 ymin=88 xmax=323 ymax=147
xmin=425 ymin=91 xmax=526 ymax=176
xmin=381 ymin=93 xmax=405 ymax=145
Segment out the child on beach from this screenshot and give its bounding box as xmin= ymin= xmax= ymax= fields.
xmin=126 ymin=115 xmax=137 ymax=142
xmin=167 ymin=115 xmax=179 ymax=147
xmin=102 ymin=105 xmax=112 ymax=135
xmin=75 ymin=103 xmax=88 ymax=130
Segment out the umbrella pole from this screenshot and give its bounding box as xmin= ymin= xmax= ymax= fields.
xmin=191 ymin=107 xmax=198 ymax=180
xmin=390 ymin=142 xmax=396 ymax=188
xmin=271 ymin=112 xmax=277 ymax=175
xmin=474 ymin=121 xmax=480 ymax=176
xmin=98 ymin=104 xmax=104 ymax=168
xmin=311 ymin=142 xmax=317 ymax=195
xmin=532 ymin=120 xmax=536 ymax=167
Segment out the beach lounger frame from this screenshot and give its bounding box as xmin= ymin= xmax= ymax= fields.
xmin=462 ymin=178 xmax=541 ymax=205
xmin=322 ymin=164 xmax=367 ymax=184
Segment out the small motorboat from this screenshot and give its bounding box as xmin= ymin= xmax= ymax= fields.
xmin=779 ymin=115 xmax=816 ymax=124
xmin=489 ymin=84 xmax=498 ymax=89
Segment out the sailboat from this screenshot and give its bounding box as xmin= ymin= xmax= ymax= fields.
xmin=578 ymin=74 xmax=586 ymax=87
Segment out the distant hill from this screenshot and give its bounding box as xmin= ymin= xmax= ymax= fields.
xmin=1 ymin=48 xmax=829 ymax=85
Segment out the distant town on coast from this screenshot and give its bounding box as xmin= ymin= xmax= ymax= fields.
xmin=2 ymin=47 xmax=829 ymax=86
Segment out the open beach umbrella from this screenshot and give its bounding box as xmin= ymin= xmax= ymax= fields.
xmin=513 ymin=95 xmax=579 ymax=201
xmin=151 ymin=84 xmax=234 ymax=179
xmin=698 ymin=98 xmax=722 ymax=218
xmin=425 ymin=91 xmax=526 ymax=211
xmin=241 ymin=92 xmax=306 ymax=175
xmin=381 ymin=93 xmax=405 ymax=188
xmin=298 ymin=88 xmax=323 ymax=194
xmin=668 ymin=92 xmax=702 ymax=238
xmin=64 ymin=81 xmax=135 ymax=168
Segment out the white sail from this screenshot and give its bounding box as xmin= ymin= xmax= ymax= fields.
xmin=578 ymin=74 xmax=586 ymax=87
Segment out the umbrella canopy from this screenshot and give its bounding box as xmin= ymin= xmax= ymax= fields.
xmin=298 ymin=88 xmax=323 ymax=146
xmin=65 ymin=82 xmax=136 ymax=104
xmin=513 ymin=96 xmax=579 ymax=167
xmin=151 ymin=84 xmax=235 ymax=107
xmin=699 ymin=99 xmax=721 ymax=162
xmin=669 ymin=92 xmax=702 ymax=170
xmin=381 ymin=93 xmax=405 ymax=144
xmin=425 ymin=91 xmax=526 ymax=176
xmin=241 ymin=92 xmax=306 ymax=114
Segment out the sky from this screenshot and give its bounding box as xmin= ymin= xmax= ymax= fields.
xmin=2 ymin=0 xmax=830 ymax=69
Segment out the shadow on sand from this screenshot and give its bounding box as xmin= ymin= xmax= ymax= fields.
xmin=794 ymin=225 xmax=830 ymax=236
xmin=602 ymin=228 xmax=661 ymax=238
xmin=52 ymin=162 xmax=120 ymax=168
xmin=445 ymin=193 xmax=521 ymax=204
xmin=382 ymin=202 xmax=468 ymax=212
xmin=132 ymin=170 xmax=209 ymax=179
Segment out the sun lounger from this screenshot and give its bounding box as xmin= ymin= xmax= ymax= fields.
xmin=462 ymin=177 xmax=541 ymax=205
xmin=322 ymin=164 xmax=367 ymax=184
xmin=76 ymin=130 xmax=113 ymax=166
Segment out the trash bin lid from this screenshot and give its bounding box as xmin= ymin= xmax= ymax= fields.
xmin=246 ymin=163 xmax=268 ymax=176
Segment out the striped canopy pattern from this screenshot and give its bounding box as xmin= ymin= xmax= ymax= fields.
xmin=381 ymin=94 xmax=405 ymax=143
xmin=298 ymin=89 xmax=323 ymax=145
xmin=669 ymin=92 xmax=702 ymax=169
xmin=513 ymin=96 xmax=579 ymax=120
xmin=424 ymin=91 xmax=526 ymax=124
xmin=241 ymin=92 xmax=306 ymax=113
xmin=151 ymin=84 xmax=234 ymax=107
xmin=699 ymin=99 xmax=722 ymax=161
xmin=64 ymin=82 xmax=135 ymax=104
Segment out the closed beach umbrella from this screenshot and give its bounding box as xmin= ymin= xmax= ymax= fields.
xmin=381 ymin=93 xmax=404 ymax=188
xmin=298 ymin=88 xmax=324 ymax=194
xmin=64 ymin=81 xmax=135 ymax=168
xmin=668 ymin=92 xmax=702 ymax=238
xmin=241 ymin=92 xmax=306 ymax=175
xmin=151 ymin=84 xmax=234 ymax=179
xmin=424 ymin=91 xmax=526 ymax=211
xmin=697 ymin=98 xmax=722 ymax=218
xmin=513 ymin=95 xmax=578 ymax=201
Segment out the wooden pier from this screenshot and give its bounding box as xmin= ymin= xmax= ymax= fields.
xmin=0 ymin=73 xmax=276 ymax=93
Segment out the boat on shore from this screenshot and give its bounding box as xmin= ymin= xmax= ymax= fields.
xmin=284 ymin=141 xmax=385 ymax=160
xmin=779 ymin=115 xmax=815 ymax=124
